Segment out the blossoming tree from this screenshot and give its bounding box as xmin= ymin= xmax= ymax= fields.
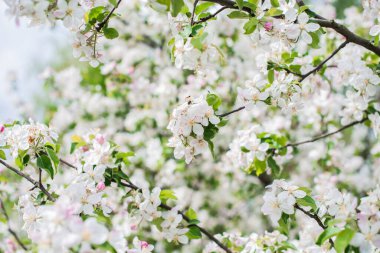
xmin=1 ymin=0 xmax=380 ymax=252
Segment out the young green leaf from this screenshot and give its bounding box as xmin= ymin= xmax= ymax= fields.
xmin=243 ymin=18 xmax=258 ymax=34
xmin=316 ymin=227 xmax=341 ymax=246
xmin=103 ymin=27 xmax=119 ymax=39
xmin=171 ymin=0 xmax=184 ymax=17
xmin=37 ymin=155 xmax=55 ymax=179
xmin=236 ymin=0 xmax=244 ymax=10
xmin=334 ymin=228 xmax=355 ymax=253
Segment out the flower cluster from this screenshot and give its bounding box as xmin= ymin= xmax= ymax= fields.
xmin=168 ymin=95 xmax=220 ymax=163
xmin=362 ymin=0 xmax=380 ymax=37
xmin=0 ymin=120 xmax=58 ymax=158
xmin=261 ymin=180 xmax=307 ymax=224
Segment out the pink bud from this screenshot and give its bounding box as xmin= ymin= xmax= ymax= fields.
xmin=81 ymin=145 xmax=89 ymax=152
xmin=130 ymin=224 xmax=138 ymax=231
xmin=6 ymin=238 xmax=17 ymax=251
xmin=95 ymin=134 xmax=105 ymax=145
xmin=140 ymin=241 xmax=149 ymax=249
xmin=97 ymin=181 xmax=106 ymax=191
xmin=0 ymin=125 xmax=4 ymax=133
xmin=127 ymin=67 xmax=135 ymax=75
xmin=264 ymin=22 xmax=273 ymax=32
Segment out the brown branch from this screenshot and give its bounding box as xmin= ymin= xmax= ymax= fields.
xmin=199 ymin=0 xmax=380 ymax=56
xmin=299 ymin=40 xmax=349 ymax=82
xmin=160 ymin=203 xmax=232 ymax=253
xmin=194 ymin=6 xmax=229 ymax=25
xmin=59 ymin=158 xmax=77 ymax=169
xmin=282 ymin=117 xmax=368 ymax=149
xmin=217 ymin=106 xmax=245 ymax=117
xmin=57 ymin=160 xmax=233 ymax=253
xmin=0 ymin=198 xmax=28 ymax=251
xmin=313 ymin=19 xmax=380 ymax=56
xmin=191 ymin=0 xmax=200 ymax=26
xmin=0 ymin=159 xmax=55 ymax=202
xmin=295 ymin=204 xmax=334 ymax=247
xmin=118 ymin=180 xmax=233 ymax=253
xmin=96 ymin=0 xmax=122 ymax=32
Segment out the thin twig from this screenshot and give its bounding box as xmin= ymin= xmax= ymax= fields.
xmin=0 ymin=159 xmax=55 ymax=202
xmin=282 ymin=117 xmax=368 ymax=149
xmin=96 ymin=0 xmax=123 ymax=32
xmin=115 ymin=179 xmax=233 ymax=252
xmin=0 ymin=198 xmax=28 ymax=251
xmin=299 ymin=40 xmax=349 ymax=82
xmin=199 ymin=0 xmax=380 ymax=56
xmin=191 ymin=0 xmax=200 ymax=26
xmin=217 ymin=106 xmax=246 ymax=117
xmin=295 ymin=205 xmax=334 ymax=247
xmin=59 ymin=158 xmax=77 ymax=169
xmin=193 ymin=6 xmax=229 ymax=25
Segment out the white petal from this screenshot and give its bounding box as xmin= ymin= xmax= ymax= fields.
xmin=370 ymin=25 xmax=380 ymax=36
xmin=305 ymin=22 xmax=320 ymax=32
xmin=298 ymin=12 xmax=309 ymax=25
xmin=192 ymin=124 xmax=204 ymax=136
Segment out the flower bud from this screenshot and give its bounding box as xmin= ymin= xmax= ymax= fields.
xmin=97 ymin=181 xmax=106 ymax=191
xmin=264 ymin=22 xmax=273 ymax=32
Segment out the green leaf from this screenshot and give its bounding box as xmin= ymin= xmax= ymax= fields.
xmin=316 ymin=227 xmax=341 ymax=246
xmin=334 ymin=228 xmax=355 ymax=253
xmin=0 ymin=150 xmax=5 ymax=160
xmin=186 ymin=208 xmax=198 ymax=220
xmin=296 ymin=195 xmax=317 ymax=211
xmin=266 ymin=7 xmax=283 ymax=16
xmin=310 ymin=32 xmax=320 ymax=49
xmin=298 ymin=5 xmax=309 ymax=13
xmin=195 ymin=2 xmax=214 ymax=14
xmin=268 ymin=69 xmax=274 ymax=83
xmin=243 ymin=18 xmax=258 ymax=34
xmin=206 ymin=93 xmax=222 ymax=110
xmin=88 ymin=6 xmax=105 ymax=23
xmin=278 ymin=213 xmax=290 ymax=235
xmin=103 ymin=27 xmax=119 ymax=39
xmin=289 ymin=64 xmax=301 ymax=74
xmin=171 ymin=0 xmax=184 ymax=17
xmin=254 ymin=157 xmax=267 ymax=176
xmin=46 ymin=148 xmax=59 ymax=173
xmin=186 ymin=225 xmax=202 ymax=239
xmin=37 ymin=155 xmax=55 ymax=179
xmin=159 ymin=189 xmax=177 ymax=203
xmin=227 ymin=10 xmax=249 ymax=19
xmin=267 ymin=156 xmax=280 ymax=175
xmin=270 ymin=0 xmax=280 ymax=7
xmin=236 ymin=0 xmax=244 ymax=10
xmin=185 ymin=208 xmax=200 ymax=225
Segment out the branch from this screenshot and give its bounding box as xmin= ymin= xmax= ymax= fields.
xmin=59 ymin=161 xmax=233 ymax=253
xmin=313 ymin=19 xmax=380 ymax=56
xmin=299 ymin=40 xmax=349 ymax=82
xmin=96 ymin=0 xmax=122 ymax=32
xmin=191 ymin=0 xmax=200 ymax=26
xmin=295 ymin=204 xmax=334 ymax=247
xmin=0 ymin=198 xmax=28 ymax=251
xmin=199 ymin=0 xmax=380 ymax=56
xmin=217 ymin=106 xmax=246 ymax=117
xmin=120 ymin=180 xmax=233 ymax=253
xmin=282 ymin=117 xmax=368 ymax=149
xmin=161 ymin=202 xmax=233 ymax=253
xmin=193 ymin=6 xmax=229 ymax=25
xmin=0 ymin=159 xmax=55 ymax=202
